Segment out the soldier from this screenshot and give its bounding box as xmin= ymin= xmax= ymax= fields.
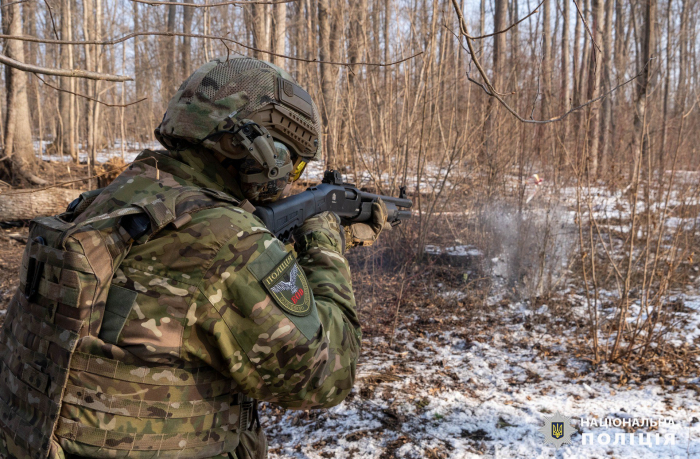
xmin=0 ymin=57 xmax=388 ymax=459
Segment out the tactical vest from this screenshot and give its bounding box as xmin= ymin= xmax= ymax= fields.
xmin=0 ymin=185 xmax=259 ymax=459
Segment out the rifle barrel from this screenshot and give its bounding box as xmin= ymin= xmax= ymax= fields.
xmin=357 ymin=190 xmax=413 ymax=209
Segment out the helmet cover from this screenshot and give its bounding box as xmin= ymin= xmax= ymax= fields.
xmin=155 ymin=56 xmax=322 ymax=164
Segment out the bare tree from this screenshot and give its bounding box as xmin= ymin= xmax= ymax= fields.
xmin=182 ymin=0 xmax=194 ymax=78
xmin=271 ymin=1 xmax=286 ymax=68
xmin=659 ymin=0 xmax=672 ymax=173
xmin=59 ymin=0 xmax=76 ymax=159
xmin=318 ymin=0 xmax=333 ymax=167
xmin=540 ymin=0 xmax=551 ymax=118
xmin=252 ymin=3 xmax=270 ymax=60
xmin=165 ymin=1 xmax=178 ymax=93
xmin=561 ymin=2 xmax=571 ymax=110
xmin=586 ymin=0 xmax=603 ymax=176
xmin=598 ymin=0 xmax=614 ymax=174
xmin=0 ymin=0 xmax=44 ymax=184
xmin=482 ymin=0 xmax=508 ymax=189
xmin=630 ymin=0 xmax=657 ymax=182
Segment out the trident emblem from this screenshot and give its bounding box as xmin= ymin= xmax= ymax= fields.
xmin=552 ymin=422 xmax=564 ymax=439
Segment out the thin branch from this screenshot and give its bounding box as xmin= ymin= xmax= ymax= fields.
xmin=33 ymin=74 xmax=147 ymax=107
xmin=130 ymin=0 xmax=297 ymax=6
xmin=572 ymin=0 xmax=601 ymax=53
xmin=468 ymin=0 xmax=544 ymax=40
xmin=219 ymin=37 xmax=231 ymax=61
xmin=0 ymin=54 xmax=131 ymax=81
xmin=42 ymin=0 xmax=59 ymax=40
xmin=0 ymin=0 xmax=28 ymax=8
xmin=450 ymin=0 xmax=641 ymax=124
xmin=0 ymin=32 xmax=423 ymax=67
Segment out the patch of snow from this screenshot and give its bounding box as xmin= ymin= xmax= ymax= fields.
xmin=263 ymin=307 xmax=700 ymax=458
xmin=425 ymin=245 xmax=483 ymax=257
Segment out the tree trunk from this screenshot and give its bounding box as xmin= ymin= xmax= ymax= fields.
xmin=676 ymin=0 xmax=688 ymax=113
xmin=252 ymin=4 xmax=270 ymax=59
xmin=479 ymin=0 xmax=485 ymax=54
xmin=92 ymin=0 xmax=103 ymax=166
xmin=0 ymin=0 xmax=43 ymax=184
xmin=182 ymin=0 xmax=193 ymax=78
xmin=59 ymin=0 xmax=75 ymax=159
xmin=82 ymin=0 xmax=94 ymax=158
xmin=0 ymin=188 xmax=82 ymax=221
xmin=659 ymin=0 xmax=672 ymax=174
xmin=272 ymin=1 xmax=287 ymax=68
xmin=318 ymin=0 xmax=333 ymax=167
xmin=573 ymin=0 xmax=582 ymax=104
xmin=165 ymin=2 xmax=177 ymax=93
xmin=484 ymin=0 xmax=508 ymax=187
xmin=598 ymin=0 xmax=614 ymax=176
xmin=614 ymin=0 xmax=625 ymax=72
xmin=540 ymin=0 xmax=551 ymax=118
xmin=348 ymin=0 xmax=366 ymax=83
xmin=586 ymin=0 xmax=603 ymax=177
xmin=561 ymin=1 xmax=571 ymax=108
xmin=557 ymin=0 xmax=572 ymax=183
xmin=631 ymin=0 xmax=656 ymax=182
xmin=509 ymin=0 xmax=519 ymax=91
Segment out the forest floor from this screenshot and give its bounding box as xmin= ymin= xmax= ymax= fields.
xmin=260 ymin=278 xmax=700 ymax=459
xmin=0 ymin=155 xmax=699 ymax=458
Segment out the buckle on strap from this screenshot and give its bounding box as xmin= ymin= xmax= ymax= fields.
xmin=237 ymin=394 xmax=259 ymax=431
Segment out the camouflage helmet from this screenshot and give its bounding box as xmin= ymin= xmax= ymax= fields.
xmin=155 ymin=56 xmax=322 ymax=182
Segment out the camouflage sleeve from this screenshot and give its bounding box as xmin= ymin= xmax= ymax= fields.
xmin=292 ymin=211 xmax=361 ymax=338
xmin=192 ymin=211 xmax=360 ymax=410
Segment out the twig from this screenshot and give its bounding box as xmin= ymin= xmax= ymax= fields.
xmin=572 ymin=0 xmax=601 ymax=53
xmin=467 ymin=0 xmax=544 ymax=40
xmin=33 ymin=73 xmax=147 ymax=107
xmin=130 ymin=0 xmax=297 ymax=6
xmin=42 ymin=0 xmax=60 ymax=40
xmin=0 ymin=53 xmax=131 ymax=81
xmin=219 ymin=37 xmax=231 ymax=61
xmin=389 ymin=268 xmax=408 ymax=349
xmin=0 ymin=0 xmax=28 ymax=8
xmin=0 ymin=32 xmax=423 ymax=68
xmin=450 ymin=0 xmax=642 ymax=125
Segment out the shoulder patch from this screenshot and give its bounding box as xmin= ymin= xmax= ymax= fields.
xmin=247 ymin=240 xmax=320 ymax=340
xmin=262 ymin=253 xmax=312 ymax=316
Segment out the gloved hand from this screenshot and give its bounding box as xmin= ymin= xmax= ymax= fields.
xmin=344 ymin=198 xmax=389 ymax=251
xmin=293 ymin=211 xmax=346 ymax=255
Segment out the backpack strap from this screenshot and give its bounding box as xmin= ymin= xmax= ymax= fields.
xmin=120 ymin=186 xmax=242 ymax=244
xmin=63 ymin=188 xmax=106 ymax=221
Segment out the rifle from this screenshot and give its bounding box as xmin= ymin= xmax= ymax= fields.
xmin=254 ymin=170 xmax=413 ymax=242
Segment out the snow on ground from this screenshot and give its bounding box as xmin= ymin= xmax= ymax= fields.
xmin=262 ymin=301 xmax=700 ymax=459
xmin=36 ymin=140 xmax=160 ymax=164
xmin=424 ymin=245 xmax=483 ymax=258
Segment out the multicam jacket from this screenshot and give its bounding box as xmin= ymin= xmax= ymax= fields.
xmin=0 ymin=147 xmax=361 ymax=459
